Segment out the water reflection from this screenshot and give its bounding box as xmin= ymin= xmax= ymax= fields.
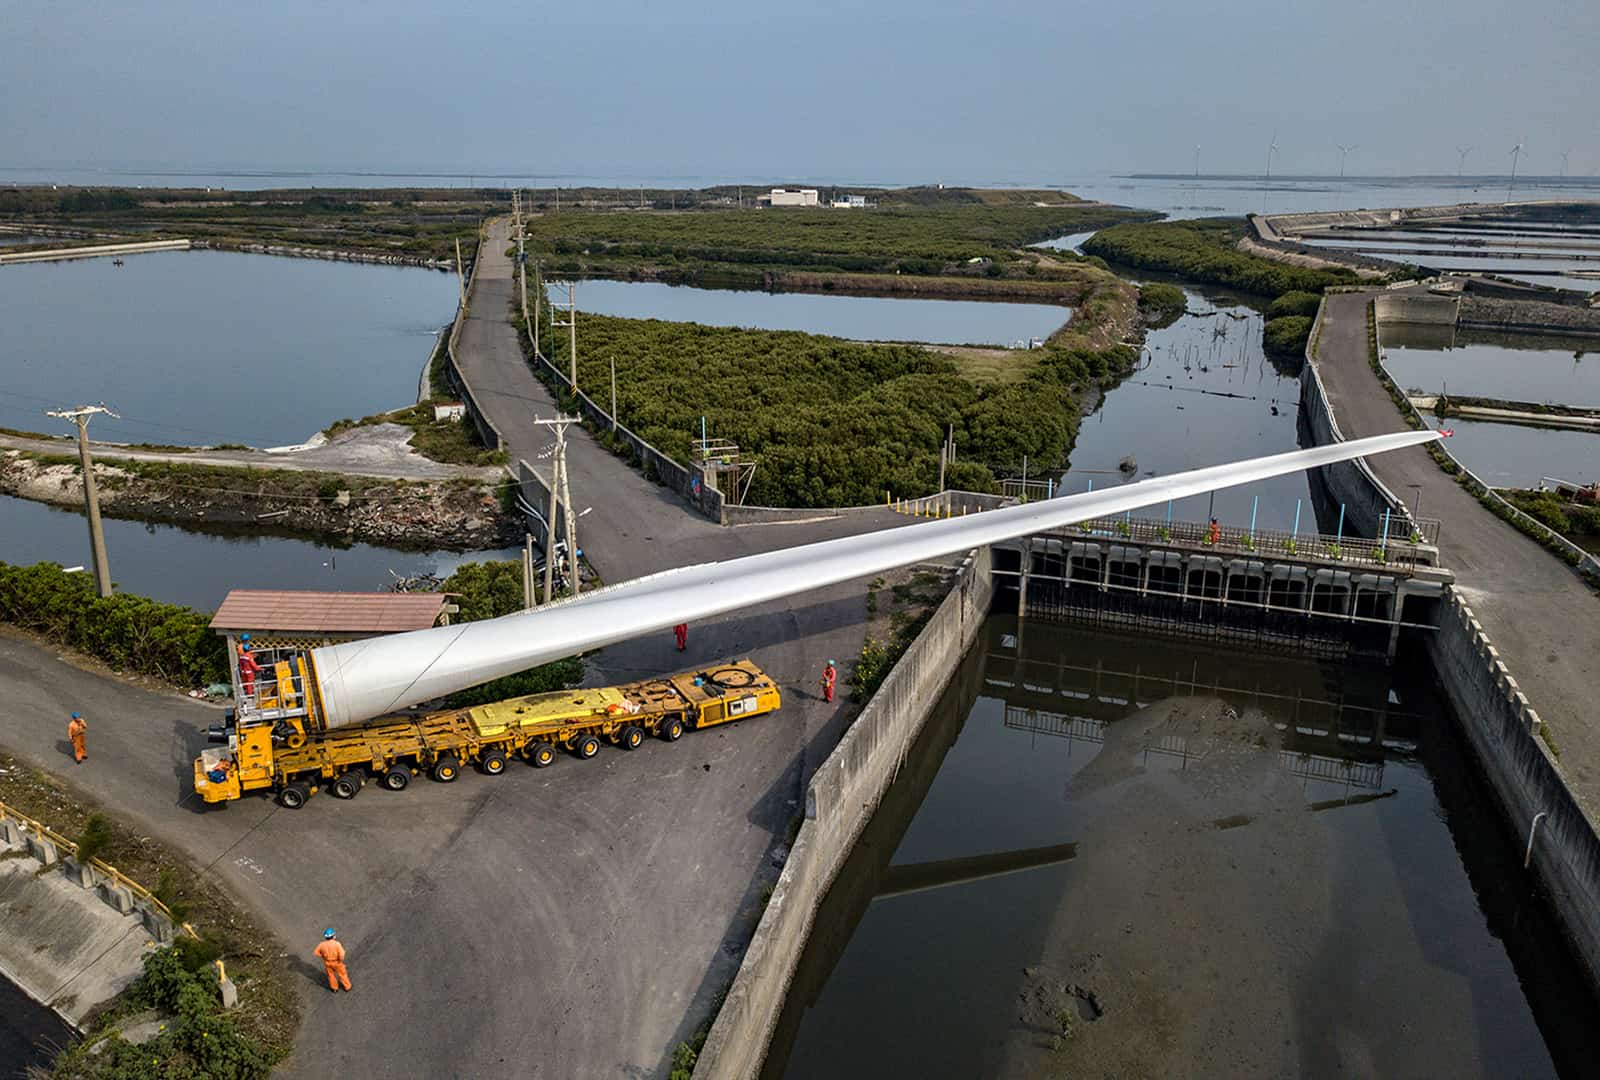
xmin=558 ymin=279 xmax=1071 ymax=347
xmin=772 ymin=618 xmax=1595 ymax=1079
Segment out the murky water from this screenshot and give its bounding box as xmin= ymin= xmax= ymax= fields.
xmin=1059 ymin=286 xmax=1312 ymax=530
xmin=0 ymin=494 xmax=516 ymax=610
xmin=558 ymin=279 xmax=1071 ymax=347
xmin=0 ymin=249 xmax=457 ymax=447
xmin=1436 ymin=419 xmax=1598 ymax=488
xmin=0 ymin=974 xmax=72 ymax=1079
xmin=770 ymin=617 xmax=1599 ymax=1078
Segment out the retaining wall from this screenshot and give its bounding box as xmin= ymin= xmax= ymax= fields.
xmin=696 ymin=547 xmax=994 ymax=1078
xmin=1298 ymin=355 xmax=1407 ymax=538
xmin=1428 ymin=593 xmax=1600 ymax=989
xmin=1374 ymin=292 xmax=1459 ymax=325
xmin=445 ymin=236 xmax=506 ymax=453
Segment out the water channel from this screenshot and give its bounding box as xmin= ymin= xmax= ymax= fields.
xmin=1 ymin=248 xmax=457 ymax=447
xmin=0 ymin=973 xmax=73 ymax=1078
xmin=558 ymin=279 xmax=1071 ymax=347
xmin=1 ymin=493 xmax=517 ymax=611
xmin=770 ymin=617 xmax=1600 ymax=1078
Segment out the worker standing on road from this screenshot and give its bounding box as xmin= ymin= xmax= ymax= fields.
xmin=673 ymin=623 xmax=688 ymax=652
xmin=67 ymin=712 xmax=88 ymax=764
xmin=821 ymin=661 xmax=837 ymax=704
xmin=237 ymin=641 xmax=261 ymax=699
xmin=314 ymin=928 xmax=352 ymax=993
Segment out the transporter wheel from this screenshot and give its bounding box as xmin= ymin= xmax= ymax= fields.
xmin=480 ymin=750 xmax=508 ymax=776
xmin=529 ymin=744 xmax=557 ymax=769
xmin=278 ymin=782 xmax=311 ymax=810
xmin=658 ymin=716 xmax=685 ymax=742
xmin=331 ymin=773 xmax=363 ymax=800
xmin=382 ymin=766 xmax=411 ymax=792
xmin=574 ymin=734 xmax=601 ymax=760
xmin=431 ymin=755 xmax=461 ymax=783
xmin=621 ymin=725 xmax=645 ymax=751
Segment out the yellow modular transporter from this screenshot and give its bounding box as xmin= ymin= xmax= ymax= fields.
xmin=194 ymin=661 xmax=781 ymax=807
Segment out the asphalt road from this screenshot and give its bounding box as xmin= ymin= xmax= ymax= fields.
xmin=1316 ymin=290 xmax=1600 ymax=811
xmin=1 ymin=217 xmax=934 ymax=1078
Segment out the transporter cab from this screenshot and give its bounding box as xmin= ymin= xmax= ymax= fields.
xmin=192 ymin=590 xmax=782 ymax=807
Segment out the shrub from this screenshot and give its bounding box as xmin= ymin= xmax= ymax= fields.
xmin=0 ymin=562 xmax=228 ymax=688
xmin=74 ymin=814 xmax=113 ymax=865
xmin=1137 ymin=282 xmax=1187 ymax=327
xmin=1083 ymin=219 xmax=1356 ymax=297
xmin=1268 ymin=290 xmax=1324 ymax=319
xmin=1263 ymin=315 xmax=1315 ymax=358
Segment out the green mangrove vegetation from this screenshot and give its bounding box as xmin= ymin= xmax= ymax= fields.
xmin=532 ymin=308 xmax=1136 ymax=507
xmin=1082 ymin=219 xmax=1359 ymax=298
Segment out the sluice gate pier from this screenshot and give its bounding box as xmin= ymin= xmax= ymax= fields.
xmin=994 ymin=513 xmax=1452 ymax=658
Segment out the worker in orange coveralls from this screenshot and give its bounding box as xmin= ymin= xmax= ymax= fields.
xmin=821 ymin=660 xmax=837 ymax=704
xmin=673 ymin=623 xmax=688 ymax=651
xmin=237 ymin=641 xmax=261 ymax=698
xmin=67 ymin=712 xmax=88 ymax=763
xmin=315 ymin=928 xmax=352 ymax=992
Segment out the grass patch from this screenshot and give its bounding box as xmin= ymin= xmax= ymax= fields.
xmin=1084 ymin=218 xmax=1358 ymax=297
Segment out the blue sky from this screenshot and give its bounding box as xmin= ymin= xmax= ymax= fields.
xmin=5 ymin=0 xmax=1596 ymax=182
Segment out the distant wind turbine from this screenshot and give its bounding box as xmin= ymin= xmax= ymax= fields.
xmin=1507 ymin=140 xmax=1524 ymax=202
xmin=1265 ymin=133 xmax=1279 ymax=182
xmin=1455 ymin=145 xmax=1473 ymax=177
xmin=1560 ymin=150 xmax=1570 ymax=178
xmin=1194 ymin=144 xmax=1201 ymax=178
xmin=1336 ymin=144 xmax=1358 ymax=179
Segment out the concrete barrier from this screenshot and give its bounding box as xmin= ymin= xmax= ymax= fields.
xmin=1374 ymin=292 xmax=1458 ymax=325
xmin=0 ymin=239 xmax=190 ymax=265
xmin=1428 ymin=593 xmax=1600 ymax=989
xmin=696 ymin=547 xmax=994 ymax=1078
xmin=443 ymin=235 xmax=507 ymax=454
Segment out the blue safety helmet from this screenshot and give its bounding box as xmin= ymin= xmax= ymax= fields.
xmin=323 ymin=928 xmax=336 ymax=939
xmin=240 ymin=633 xmax=250 ymax=641
xmin=71 ymin=712 xmax=81 ymax=719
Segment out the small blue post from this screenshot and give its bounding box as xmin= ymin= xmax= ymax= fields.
xmin=701 ymin=415 xmax=707 ymax=448
xmin=1047 ymin=478 xmax=1054 ymax=499
xmin=1165 ymin=500 xmax=1172 ymax=526
xmin=1381 ymin=507 xmax=1391 ymax=552
xmin=1250 ymin=495 xmax=1258 ymax=542
xmin=1336 ymin=503 xmax=1346 ymax=544
xmin=1292 ymin=499 xmax=1302 ymax=541
xmin=1087 ymin=479 xmax=1094 ymax=493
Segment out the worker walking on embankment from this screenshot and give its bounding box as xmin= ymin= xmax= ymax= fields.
xmin=821 ymin=660 xmax=837 ymax=704
xmin=67 ymin=712 xmax=87 ymax=764
xmin=314 ymin=928 xmax=352 ymax=993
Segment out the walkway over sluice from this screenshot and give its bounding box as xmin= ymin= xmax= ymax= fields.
xmin=995 ymin=514 xmax=1453 ymax=659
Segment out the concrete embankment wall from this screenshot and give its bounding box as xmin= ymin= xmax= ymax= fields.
xmin=1428 ymin=593 xmax=1600 ymax=988
xmin=696 ymin=548 xmax=994 ymax=1078
xmin=1373 ymin=292 xmax=1459 ymax=325
xmin=0 ymin=813 xmax=177 ymax=1027
xmin=0 ymin=239 xmax=190 ymax=265
xmin=444 ymin=232 xmax=507 ymax=454
xmin=1459 ymin=295 xmax=1600 ymax=337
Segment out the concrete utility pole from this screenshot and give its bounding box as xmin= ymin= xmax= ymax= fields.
xmin=548 ymin=282 xmax=580 ymax=388
xmin=455 ymin=237 xmax=467 ymax=306
xmin=533 ymin=416 xmax=582 ymax=602
xmin=533 ymin=261 xmax=542 ymax=357
xmin=610 ymin=357 xmax=618 ymax=431
xmin=46 ymin=404 xmax=117 ymax=597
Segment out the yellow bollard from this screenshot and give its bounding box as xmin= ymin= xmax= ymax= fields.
xmin=885 ymin=490 xmax=891 ymax=506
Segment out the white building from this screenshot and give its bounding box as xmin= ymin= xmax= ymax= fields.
xmin=829 ymin=194 xmax=869 ymax=209
xmin=767 ymin=188 xmax=819 ymax=207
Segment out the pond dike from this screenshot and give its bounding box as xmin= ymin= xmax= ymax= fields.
xmin=1300 ymin=287 xmax=1600 ymax=998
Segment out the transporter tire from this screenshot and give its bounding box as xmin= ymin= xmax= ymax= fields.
xmin=574 ymin=734 xmax=601 ymax=760
xmin=480 ymin=750 xmax=508 ymax=775
xmin=658 ymin=716 xmax=685 ymax=742
xmin=382 ymin=766 xmax=411 ymax=791
xmin=621 ymin=725 xmax=645 ymax=751
xmin=278 ymin=782 xmax=311 ymax=810
xmin=431 ymin=755 xmax=461 ymax=783
xmin=331 ymin=773 xmax=363 ymax=800
xmin=529 ymin=743 xmax=557 ymax=768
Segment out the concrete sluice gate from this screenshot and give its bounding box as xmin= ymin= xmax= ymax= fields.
xmin=993 ymin=533 xmax=1450 ymax=659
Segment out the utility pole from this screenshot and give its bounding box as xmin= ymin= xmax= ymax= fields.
xmin=610 ymin=357 xmax=618 ymax=431
xmin=454 ymin=238 xmax=467 ymax=306
xmin=532 ymin=260 xmax=542 ymax=357
xmin=46 ymin=404 xmax=117 ymax=597
xmin=533 ymin=416 xmax=582 ymax=602
xmin=522 ymin=531 xmax=535 ymax=609
xmin=548 ymin=277 xmax=579 ymax=386
xmin=937 ymin=424 xmax=953 ymax=491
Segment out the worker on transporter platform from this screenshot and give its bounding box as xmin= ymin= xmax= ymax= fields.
xmin=821 ymin=660 xmax=837 ymax=704
xmin=237 ymin=636 xmax=261 ymax=699
xmin=314 ymin=928 xmax=352 ymax=992
xmin=67 ymin=712 xmax=88 ymax=764
xmin=673 ymin=623 xmax=688 ymax=652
